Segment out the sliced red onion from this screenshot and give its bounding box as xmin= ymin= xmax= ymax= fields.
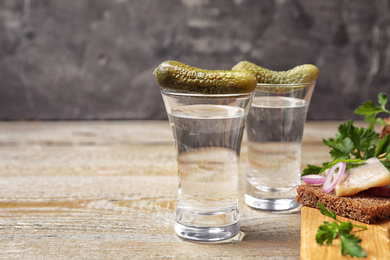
xmin=323 ymin=162 xmax=347 ymax=193
xmin=367 ymin=185 xmax=390 ymax=197
xmin=302 ymin=174 xmax=326 ymax=185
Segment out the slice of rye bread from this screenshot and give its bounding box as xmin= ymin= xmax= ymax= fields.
xmin=296 ymin=184 xmax=390 ymax=224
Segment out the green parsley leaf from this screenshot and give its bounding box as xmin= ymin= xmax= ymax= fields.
xmin=338 ymin=221 xmax=353 ymax=234
xmin=362 ymin=145 xmax=377 ymax=160
xmin=349 ymin=125 xmax=378 ymax=158
xmin=316 ymin=203 xmax=367 ymax=258
xmin=354 ymin=100 xmax=383 ymax=115
xmin=376 ymin=117 xmax=388 ymax=126
xmin=301 ymin=164 xmax=323 ymax=176
xmin=354 ymin=93 xmax=390 ymax=130
xmin=316 ymin=222 xmax=338 ymax=245
xmin=378 ymin=92 xmax=388 ymax=110
xmin=318 ymin=202 xmax=337 ymax=220
xmin=322 ymin=121 xmax=379 ymax=160
xmin=375 ymin=133 xmax=390 ymax=157
xmin=337 ymin=120 xmax=354 ymax=140
xmin=381 ymin=160 xmax=390 ymax=171
xmin=323 ymin=136 xmax=353 ymax=159
xmin=340 ymin=233 xmax=367 ymax=258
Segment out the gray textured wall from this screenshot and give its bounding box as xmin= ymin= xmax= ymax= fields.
xmin=1 ymin=0 xmax=389 ymax=120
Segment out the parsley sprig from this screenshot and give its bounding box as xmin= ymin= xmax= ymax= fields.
xmin=323 ymin=120 xmax=379 ymax=160
xmin=354 ymin=92 xmax=390 ymax=130
xmin=319 ymin=159 xmax=366 ymax=173
xmin=302 ymin=159 xmax=366 ymax=177
xmin=302 ymin=93 xmax=390 ymax=176
xmin=316 ymin=203 xmax=367 ymax=258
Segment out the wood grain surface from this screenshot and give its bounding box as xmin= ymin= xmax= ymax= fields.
xmin=0 ymin=120 xmax=378 ymax=259
xmin=301 ymin=207 xmax=390 ymax=260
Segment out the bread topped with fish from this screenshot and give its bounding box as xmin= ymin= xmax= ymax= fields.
xmin=296 ymin=158 xmax=390 ymax=224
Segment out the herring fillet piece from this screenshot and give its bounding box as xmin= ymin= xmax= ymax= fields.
xmin=335 ymin=157 xmax=390 ymax=196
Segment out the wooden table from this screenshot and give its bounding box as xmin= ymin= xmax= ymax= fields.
xmin=0 ymin=121 xmax=362 ymax=259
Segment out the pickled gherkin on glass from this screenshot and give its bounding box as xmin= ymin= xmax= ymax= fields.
xmin=232 ymin=60 xmax=319 ymax=84
xmin=153 ymin=60 xmax=257 ymax=94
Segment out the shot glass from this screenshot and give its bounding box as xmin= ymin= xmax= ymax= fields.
xmin=161 ymin=90 xmax=253 ymax=242
xmin=244 ymin=82 xmax=315 ymax=211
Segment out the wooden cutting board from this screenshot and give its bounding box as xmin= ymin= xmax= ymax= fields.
xmin=301 ymin=206 xmax=390 ymax=259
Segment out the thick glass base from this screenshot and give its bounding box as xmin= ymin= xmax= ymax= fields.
xmin=175 ymin=222 xmax=240 ymax=242
xmin=245 ymin=179 xmax=300 ymax=211
xmin=245 ymin=194 xmax=300 ymax=211
xmin=175 ymin=207 xmax=240 ymax=242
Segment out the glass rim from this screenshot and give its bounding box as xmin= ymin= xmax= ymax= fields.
xmin=255 ymin=81 xmax=316 ymax=93
xmin=256 ymin=81 xmax=316 ymax=87
xmin=160 ymin=89 xmax=255 ymax=98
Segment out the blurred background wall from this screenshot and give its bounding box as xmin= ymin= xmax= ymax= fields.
xmin=0 ymin=0 xmax=389 ymax=121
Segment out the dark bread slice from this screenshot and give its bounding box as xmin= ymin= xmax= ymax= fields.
xmin=296 ymin=184 xmax=390 ymax=224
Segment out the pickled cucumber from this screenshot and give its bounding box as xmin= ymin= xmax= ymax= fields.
xmin=232 ymin=60 xmax=319 ymax=84
xmin=153 ymin=60 xmax=257 ymax=94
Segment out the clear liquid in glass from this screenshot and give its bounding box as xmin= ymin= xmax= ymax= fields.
xmin=245 ymin=96 xmax=307 ymax=210
xmin=168 ymin=104 xmax=246 ymax=240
